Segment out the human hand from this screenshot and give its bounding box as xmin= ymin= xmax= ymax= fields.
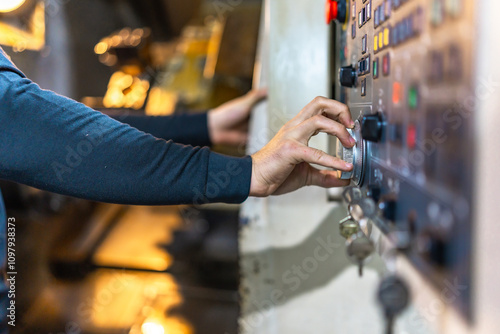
xmin=208 ymin=88 xmax=267 ymax=146
xmin=249 ymin=97 xmax=355 ymax=197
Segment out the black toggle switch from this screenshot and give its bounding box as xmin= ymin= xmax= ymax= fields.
xmin=361 ymin=113 xmax=384 ymax=142
xmin=339 ymin=65 xmax=356 ymax=88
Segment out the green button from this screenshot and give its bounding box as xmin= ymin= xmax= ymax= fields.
xmin=408 ymin=87 xmax=418 ymax=109
xmin=373 ymin=59 xmax=378 ymax=79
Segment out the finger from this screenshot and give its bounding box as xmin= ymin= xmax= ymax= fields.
xmin=305 ymin=165 xmax=351 ymax=188
xmin=294 ymin=145 xmax=353 ymax=171
xmin=295 ymin=96 xmax=354 ymax=129
xmin=293 ymin=114 xmax=355 ymax=147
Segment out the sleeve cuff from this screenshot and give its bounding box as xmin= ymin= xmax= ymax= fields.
xmin=189 ymin=112 xmax=212 ymax=147
xmin=203 ymin=152 xmax=252 ymax=204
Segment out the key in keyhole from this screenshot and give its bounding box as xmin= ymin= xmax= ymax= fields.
xmin=346 ymin=232 xmax=375 ymax=277
xmin=377 ymin=275 xmax=410 ymax=334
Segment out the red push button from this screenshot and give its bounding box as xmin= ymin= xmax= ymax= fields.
xmin=326 ymin=0 xmax=339 ymax=24
xmin=407 ymin=124 xmax=417 ymax=149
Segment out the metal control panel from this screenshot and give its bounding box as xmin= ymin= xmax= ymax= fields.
xmin=329 ymin=0 xmax=475 ymax=319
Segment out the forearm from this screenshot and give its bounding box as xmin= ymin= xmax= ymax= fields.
xmin=107 ymin=111 xmax=212 ymax=147
xmin=0 ymin=71 xmax=251 ymax=205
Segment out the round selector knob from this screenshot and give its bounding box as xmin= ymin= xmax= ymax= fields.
xmin=336 ymin=120 xmax=366 ymax=185
xmin=339 ymin=65 xmax=357 ymax=88
xmin=325 ymin=0 xmax=348 ymax=25
xmin=361 ymin=113 xmax=384 ymax=142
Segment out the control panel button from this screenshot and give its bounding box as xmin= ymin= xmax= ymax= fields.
xmin=407 ymin=124 xmax=417 ymax=149
xmin=392 ymin=81 xmax=402 ymax=104
xmin=383 ymin=27 xmax=391 ymax=47
xmin=374 ymin=35 xmax=379 ymax=53
xmin=408 ymin=86 xmax=418 ymax=109
xmin=339 ymin=65 xmax=357 ymax=87
xmin=373 ymin=57 xmax=379 ymax=79
xmin=384 ymin=0 xmax=392 ymax=19
xmin=379 ymin=2 xmax=386 ymax=24
xmin=362 ymin=34 xmax=367 ymax=54
xmin=359 ymin=6 xmax=370 ymax=27
xmin=361 ymin=78 xmax=367 ymax=96
xmin=383 ymin=53 xmax=391 ymax=76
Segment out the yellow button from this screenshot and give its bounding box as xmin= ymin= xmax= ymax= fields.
xmin=378 ymin=32 xmax=384 ymax=49
xmin=374 ymin=36 xmax=378 ymax=52
xmin=384 ymin=28 xmax=390 ymax=46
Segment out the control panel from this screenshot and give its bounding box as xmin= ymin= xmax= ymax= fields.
xmin=327 ymin=0 xmax=475 ymax=321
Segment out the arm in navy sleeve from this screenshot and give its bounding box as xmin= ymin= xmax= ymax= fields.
xmin=107 ymin=112 xmax=212 ymax=147
xmin=0 ymin=52 xmax=252 ymax=205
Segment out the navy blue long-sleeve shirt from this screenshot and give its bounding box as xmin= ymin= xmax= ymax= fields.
xmin=110 ymin=111 xmax=212 ymax=148
xmin=0 ymin=47 xmax=252 ymax=332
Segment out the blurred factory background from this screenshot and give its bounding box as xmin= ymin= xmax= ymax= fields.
xmin=0 ymin=0 xmax=261 ymax=333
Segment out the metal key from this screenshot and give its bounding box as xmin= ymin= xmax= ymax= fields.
xmin=346 ymin=232 xmax=375 ymax=277
xmin=339 ymin=215 xmax=359 ymax=239
xmin=377 ymin=275 xmax=410 ymax=334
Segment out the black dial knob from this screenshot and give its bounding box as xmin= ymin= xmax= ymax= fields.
xmin=361 ymin=113 xmax=384 ymax=142
xmin=339 ymin=65 xmax=356 ymax=88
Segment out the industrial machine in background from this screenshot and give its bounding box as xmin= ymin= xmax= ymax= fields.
xmin=0 ymin=0 xmax=45 ymax=51
xmin=327 ymin=0 xmax=475 ymax=330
